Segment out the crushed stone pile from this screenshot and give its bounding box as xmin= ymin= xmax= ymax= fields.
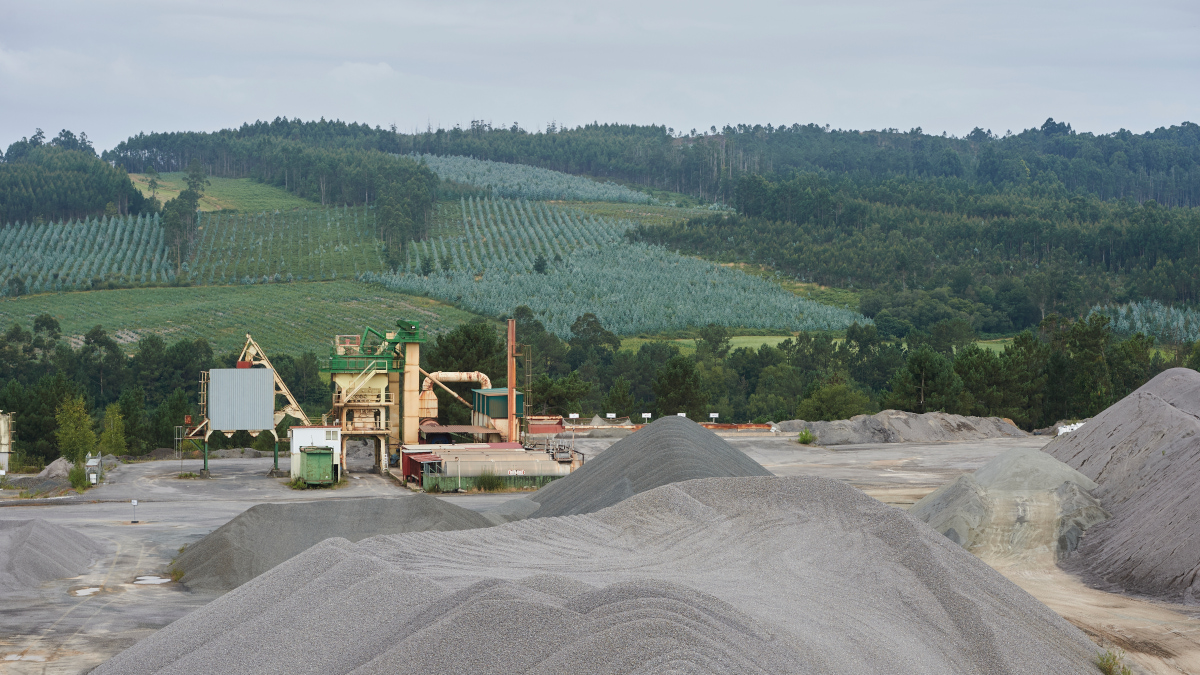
xmin=778 ymin=409 xmax=1028 ymax=445
xmin=175 ymin=495 xmax=492 ymax=592
xmin=911 ymin=448 xmax=1107 ymax=558
xmin=0 ymin=519 xmax=106 ymax=591
xmin=97 ymin=476 xmax=1100 ymax=675
xmin=4 ymin=476 xmax=71 ymax=493
xmin=1044 ymin=367 xmax=1200 ymax=602
xmin=36 ymin=456 xmax=73 ymax=478
xmin=208 ymin=448 xmax=262 ymax=459
xmin=512 ymin=415 xmax=771 ymax=519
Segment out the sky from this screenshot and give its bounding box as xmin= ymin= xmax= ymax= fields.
xmin=1 ymin=0 xmax=1197 ymax=152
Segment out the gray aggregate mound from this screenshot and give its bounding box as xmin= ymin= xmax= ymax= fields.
xmin=0 ymin=519 xmax=106 ymax=591
xmin=522 ymin=415 xmax=771 ymax=518
xmin=909 ymin=474 xmax=989 ymax=547
xmin=5 ymin=476 xmax=71 ymax=493
xmin=582 ymin=427 xmax=632 ymax=438
xmin=1044 ymin=367 xmax=1200 ymax=601
xmin=97 ymin=476 xmax=1099 ymax=675
xmin=778 ymin=409 xmax=1028 ymax=445
xmin=174 ymin=495 xmax=492 ymax=592
xmin=912 ymin=448 xmax=1107 ymax=556
xmin=207 ymin=448 xmax=262 ymax=459
xmin=36 ymin=456 xmax=73 ymax=478
xmin=972 ymin=447 xmax=1097 ymax=492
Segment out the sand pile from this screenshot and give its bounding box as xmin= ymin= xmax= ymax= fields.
xmin=175 ymin=496 xmax=492 ymax=592
xmin=778 ymin=410 xmax=1028 ymax=445
xmin=911 ymin=448 xmax=1107 ymax=557
xmin=514 ymin=415 xmax=771 ymax=519
xmin=1043 ymin=367 xmax=1200 ymax=601
xmin=97 ymin=476 xmax=1100 ymax=674
xmin=0 ymin=519 xmax=106 ymax=591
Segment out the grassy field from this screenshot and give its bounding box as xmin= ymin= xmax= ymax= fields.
xmin=0 ymin=281 xmax=482 ymax=355
xmin=561 ymin=201 xmax=716 ymax=228
xmin=129 ymin=173 xmax=319 ymax=213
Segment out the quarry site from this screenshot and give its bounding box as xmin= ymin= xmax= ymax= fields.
xmin=3 ymin=355 xmax=1200 ymax=673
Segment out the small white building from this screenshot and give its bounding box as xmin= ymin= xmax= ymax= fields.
xmin=289 ymin=426 xmax=341 ymax=480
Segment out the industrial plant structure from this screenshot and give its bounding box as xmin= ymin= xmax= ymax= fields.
xmin=186 ymin=319 xmax=580 ymax=489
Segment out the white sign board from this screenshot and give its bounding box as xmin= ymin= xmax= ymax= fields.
xmin=131 ymin=499 xmax=138 ymax=506
xmin=568 ymin=413 xmax=579 ymax=419
xmin=508 ymin=469 xmax=526 ymax=476
xmin=677 ymin=413 xmax=687 ymax=417
xmin=606 ymin=413 xmax=616 ymax=419
xmin=709 ymin=413 xmax=719 ymax=419
xmin=641 ymin=413 xmax=651 ymax=419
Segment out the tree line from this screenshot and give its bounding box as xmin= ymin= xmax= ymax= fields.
xmin=98 ymin=117 xmax=1200 ymax=208
xmin=0 ymin=316 xmax=328 ymax=468
xmin=629 ymin=171 xmax=1200 ymax=336
xmin=1 ymin=129 xmax=148 ymax=223
xmin=423 ymin=309 xmax=1197 ymax=432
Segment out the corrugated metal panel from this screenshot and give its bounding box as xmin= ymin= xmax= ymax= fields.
xmin=209 ymin=368 xmax=275 ymax=431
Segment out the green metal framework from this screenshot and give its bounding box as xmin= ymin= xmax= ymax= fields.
xmin=322 ymin=320 xmax=426 ymax=374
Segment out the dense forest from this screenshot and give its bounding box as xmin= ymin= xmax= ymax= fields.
xmin=101 ymin=117 xmax=1200 ymax=207
xmin=631 ymin=172 xmax=1200 ymax=335
xmin=0 ymin=129 xmax=148 ymax=223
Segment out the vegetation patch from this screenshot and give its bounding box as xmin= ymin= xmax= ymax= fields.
xmin=128 ymin=172 xmax=319 ymax=213
xmin=0 ymin=280 xmax=480 ymax=354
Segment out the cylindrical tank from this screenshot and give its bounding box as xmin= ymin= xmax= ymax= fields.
xmin=0 ymin=412 xmax=11 ymax=448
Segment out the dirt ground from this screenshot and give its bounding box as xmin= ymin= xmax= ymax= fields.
xmin=2 ymin=435 xmax=1199 ymax=673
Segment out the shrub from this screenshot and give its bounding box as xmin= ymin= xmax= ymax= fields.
xmin=68 ymin=461 xmax=89 ymax=491
xmin=475 ymin=469 xmax=504 ymax=492
xmin=1095 ymin=650 xmax=1132 ymax=675
xmin=796 ymin=428 xmax=816 ymax=445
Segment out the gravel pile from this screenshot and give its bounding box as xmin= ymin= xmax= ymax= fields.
xmin=517 ymin=415 xmax=771 ymax=518
xmin=4 ymin=476 xmax=71 ymax=494
xmin=36 ymin=456 xmax=73 ymax=478
xmin=0 ymin=519 xmax=106 ymax=591
xmin=1044 ymin=367 xmax=1200 ymax=601
xmin=175 ymin=496 xmax=492 ymax=592
xmin=97 ymin=476 xmax=1099 ymax=674
xmin=911 ymin=448 xmax=1108 ymax=558
xmin=778 ymin=410 xmax=1028 ymax=445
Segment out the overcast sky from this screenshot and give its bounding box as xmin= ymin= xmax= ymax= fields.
xmin=2 ymin=0 xmax=1197 ymax=152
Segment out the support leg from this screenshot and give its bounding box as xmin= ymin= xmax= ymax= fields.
xmin=201 ymin=440 xmax=210 ymax=479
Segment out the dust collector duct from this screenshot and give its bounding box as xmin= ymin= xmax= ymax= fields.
xmin=418 ymin=372 xmax=492 ymax=422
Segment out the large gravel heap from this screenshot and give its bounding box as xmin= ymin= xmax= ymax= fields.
xmin=911 ymin=448 xmax=1107 ymax=556
xmin=1044 ymin=367 xmax=1200 ymax=601
xmin=779 ymin=410 xmax=1028 ymax=445
xmin=97 ymin=476 xmax=1099 ymax=674
xmin=519 ymin=415 xmax=772 ymax=518
xmin=0 ymin=519 xmax=106 ymax=591
xmin=175 ymin=496 xmax=491 ymax=592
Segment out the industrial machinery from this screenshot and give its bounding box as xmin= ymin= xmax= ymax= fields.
xmin=323 ymin=320 xmax=425 ymax=474
xmin=187 ymin=334 xmax=310 ymax=477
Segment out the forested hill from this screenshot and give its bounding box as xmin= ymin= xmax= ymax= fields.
xmin=630 ymin=172 xmax=1200 ymax=337
xmin=104 ymin=117 xmax=1200 ymax=207
xmin=1 ymin=129 xmax=147 ymax=223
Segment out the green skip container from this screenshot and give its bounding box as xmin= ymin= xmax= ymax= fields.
xmin=300 ymin=446 xmax=335 ymax=485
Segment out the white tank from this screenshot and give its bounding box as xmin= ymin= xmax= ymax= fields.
xmin=0 ymin=412 xmax=10 ymax=448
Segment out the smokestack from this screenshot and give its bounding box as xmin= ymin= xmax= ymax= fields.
xmin=507 ymin=319 xmax=517 ymax=443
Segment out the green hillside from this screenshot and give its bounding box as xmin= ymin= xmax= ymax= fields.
xmin=0 ymin=281 xmax=481 ymax=355
xmin=129 ymin=172 xmax=319 ymax=212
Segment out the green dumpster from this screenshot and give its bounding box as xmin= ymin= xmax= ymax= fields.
xmin=300 ymin=446 xmax=335 ymax=485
